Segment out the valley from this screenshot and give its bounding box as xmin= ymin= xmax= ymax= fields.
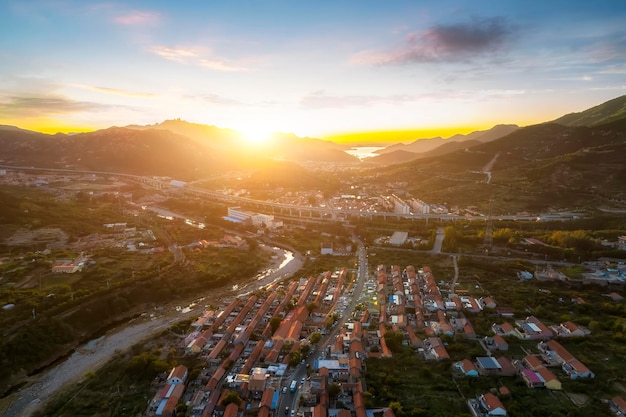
xmin=0 ymin=95 xmax=625 ymax=417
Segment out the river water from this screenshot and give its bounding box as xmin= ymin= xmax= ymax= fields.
xmin=344 ymin=146 xmax=385 ymax=160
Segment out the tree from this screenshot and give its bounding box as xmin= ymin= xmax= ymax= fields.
xmin=389 ymin=401 xmax=404 ymax=416
xmin=270 ymin=316 xmax=282 ymax=334
xmin=383 ymin=331 xmax=404 ymax=353
xmin=289 ymin=351 xmax=302 ymax=367
xmin=300 ymin=344 xmax=311 ymax=357
xmin=328 ymin=383 xmax=341 ymax=398
xmin=310 ymin=332 xmax=322 ymax=344
xmin=221 ymin=391 xmax=242 ymax=406
xmin=442 ymin=226 xmax=461 ymax=252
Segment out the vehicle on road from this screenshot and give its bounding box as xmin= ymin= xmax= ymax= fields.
xmin=290 ymin=380 xmax=297 ymax=392
xmin=282 ymin=386 xmax=287 ymax=394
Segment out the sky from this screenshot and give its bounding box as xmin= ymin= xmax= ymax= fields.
xmin=1 ymin=0 xmax=625 ymax=142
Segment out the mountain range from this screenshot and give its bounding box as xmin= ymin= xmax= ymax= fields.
xmin=1 ymin=94 xmax=626 ymax=211
xmin=367 ymin=95 xmax=626 ymax=213
xmin=368 ymin=124 xmax=520 ymax=165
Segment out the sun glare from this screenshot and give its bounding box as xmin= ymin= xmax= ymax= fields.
xmin=239 ymin=123 xmax=274 ymax=145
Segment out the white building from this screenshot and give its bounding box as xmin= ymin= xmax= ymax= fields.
xmin=391 ymin=194 xmax=410 ymax=214
xmin=226 ymin=207 xmax=253 ymax=223
xmin=389 ymin=231 xmax=409 ymax=246
xmin=410 ymin=198 xmax=430 ymax=214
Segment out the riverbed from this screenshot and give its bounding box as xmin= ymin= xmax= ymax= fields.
xmin=2 ymin=246 xmax=303 ymax=417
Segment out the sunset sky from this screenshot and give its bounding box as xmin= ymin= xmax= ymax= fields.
xmin=1 ymin=0 xmax=625 ymax=142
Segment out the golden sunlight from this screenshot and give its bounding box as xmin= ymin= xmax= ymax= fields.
xmin=3 ymin=117 xmax=100 ymax=135
xmin=324 ymin=126 xmax=485 ymax=144
xmin=238 ymin=123 xmax=274 ymax=145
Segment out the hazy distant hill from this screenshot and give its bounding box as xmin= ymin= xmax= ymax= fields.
xmin=372 ymin=124 xmax=518 ymax=164
xmin=0 ymin=125 xmax=42 ymax=134
xmin=266 ymin=132 xmax=357 ymax=163
xmin=367 ymin=150 xmax=422 ymax=165
xmin=552 ymin=95 xmax=626 ymax=127
xmin=128 ymin=120 xmax=355 ymax=164
xmin=0 ymin=122 xmax=350 ymax=190
xmin=127 ymin=119 xmax=242 ymax=150
xmin=0 ymin=126 xmax=222 ymax=180
xmin=369 ymin=116 xmax=626 ymax=212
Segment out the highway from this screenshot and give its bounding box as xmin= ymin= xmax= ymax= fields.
xmin=0 ymin=164 xmax=573 ymax=222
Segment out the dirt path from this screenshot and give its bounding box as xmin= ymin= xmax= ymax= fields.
xmin=2 ymin=247 xmax=303 ymax=417
xmin=482 ymin=153 xmax=500 ymax=184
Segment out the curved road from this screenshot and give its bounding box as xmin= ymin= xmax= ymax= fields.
xmin=3 ymin=247 xmax=303 ymax=417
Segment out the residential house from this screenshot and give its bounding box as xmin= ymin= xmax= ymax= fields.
xmin=562 ymin=358 xmax=595 ymax=379
xmin=476 ymin=357 xmax=502 ymax=376
xmin=478 ymin=392 xmax=507 ymax=416
xmin=454 ymin=359 xmax=479 ymax=377
xmin=520 ymin=369 xmax=545 ymax=388
xmin=538 ymin=340 xmax=594 ymax=379
xmin=481 ymin=297 xmax=497 ymax=309
xmin=551 ymin=321 xmax=589 ymax=337
xmin=485 ymin=335 xmax=508 ymax=351
xmin=475 ymin=357 xmax=516 ymax=377
xmin=536 ymin=367 xmax=562 ymax=390
xmin=522 ymin=355 xmax=544 ymax=371
xmin=514 ymin=316 xmax=553 ymax=340
xmin=492 ymin=322 xmax=516 ymax=337
xmin=166 ymin=365 xmax=188 ymax=385
xmin=609 ymin=396 xmax=626 ymax=416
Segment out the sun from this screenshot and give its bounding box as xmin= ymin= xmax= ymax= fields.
xmin=239 ymin=123 xmax=274 ymax=145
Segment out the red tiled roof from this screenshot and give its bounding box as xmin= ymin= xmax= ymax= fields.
xmin=492 ymin=334 xmax=507 ymax=346
xmin=223 ymin=402 xmax=239 ymax=417
xmin=167 ymin=365 xmax=188 ymax=382
xmin=536 ymin=366 xmax=558 ymax=383
xmin=545 ymin=340 xmax=575 ymax=363
xmin=313 ymin=403 xmax=327 ymax=417
xmin=500 ymin=322 xmax=515 ymax=333
xmin=461 ymin=359 xmax=476 ymax=373
xmin=524 ymin=355 xmax=543 ymax=370
xmin=433 ymin=345 xmax=449 ymax=359
xmin=612 ymin=396 xmax=626 ymax=412
xmin=482 ymin=392 xmax=504 ymax=411
xmin=260 ymin=388 xmax=274 ymax=409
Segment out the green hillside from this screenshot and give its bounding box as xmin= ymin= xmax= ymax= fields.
xmin=552 ymin=95 xmax=626 ymax=127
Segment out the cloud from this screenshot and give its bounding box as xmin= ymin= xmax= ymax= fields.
xmin=152 ymin=46 xmax=199 ymax=62
xmin=352 ymin=17 xmax=513 ymax=65
xmin=113 ymin=9 xmax=161 ymax=25
xmin=300 ymin=91 xmax=414 ymax=109
xmin=198 ymin=59 xmax=247 ymax=72
xmin=75 ymin=84 xmax=157 ymax=98
xmin=0 ymin=94 xmax=109 ymax=117
xmin=151 ymin=45 xmax=249 ymax=71
xmin=300 ymin=88 xmax=527 ymax=110
xmin=189 ymin=93 xmax=243 ymax=106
